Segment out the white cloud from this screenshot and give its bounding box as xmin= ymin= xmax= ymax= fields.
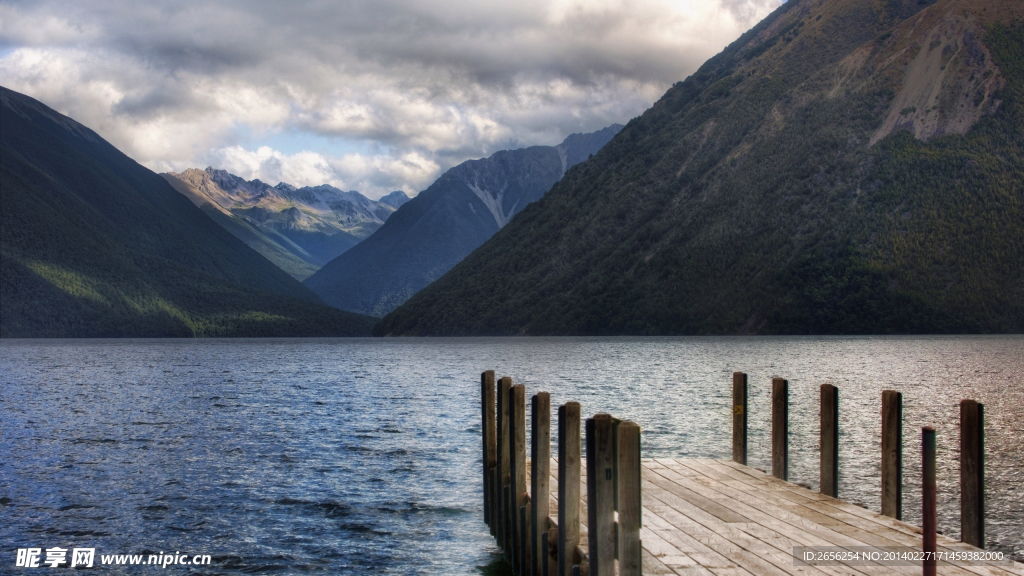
xmin=205 ymin=146 xmax=440 ymax=199
xmin=0 ymin=0 xmax=784 ymax=194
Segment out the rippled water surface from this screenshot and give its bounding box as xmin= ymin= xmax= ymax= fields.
xmin=1 ymin=336 xmax=1022 ymax=572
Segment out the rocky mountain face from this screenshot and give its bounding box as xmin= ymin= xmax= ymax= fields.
xmin=375 ymin=0 xmax=1024 ymax=336
xmin=0 ymin=87 xmax=375 ymax=337
xmin=303 ymin=125 xmax=622 ymax=316
xmin=162 ymin=168 xmax=409 ymax=279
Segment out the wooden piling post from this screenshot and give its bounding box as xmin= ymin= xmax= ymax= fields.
xmin=558 ymin=402 xmax=581 ymax=576
xmin=521 ymin=504 xmax=529 ymax=574
xmin=504 ymin=485 xmax=512 ymax=560
xmin=960 ymin=399 xmax=985 ymax=548
xmin=733 ymin=372 xmax=748 ymax=465
xmin=923 ymin=426 xmax=937 ymax=576
xmin=587 ymin=414 xmax=615 ymax=576
xmin=772 ymin=378 xmax=788 ymax=481
xmin=542 ymin=535 xmax=550 ymax=576
xmin=505 ymin=491 xmax=512 ymax=563
xmin=491 ymin=468 xmax=499 ymax=537
xmin=532 ymin=393 xmax=552 ymax=576
xmin=497 ymin=376 xmax=513 ymax=550
xmin=820 ymin=384 xmax=839 ymax=498
xmin=510 ymin=384 xmax=527 ymax=574
xmin=482 ymin=371 xmax=496 ymax=530
xmin=617 ymin=421 xmax=642 ymax=576
xmin=881 ymin=390 xmax=903 ymax=520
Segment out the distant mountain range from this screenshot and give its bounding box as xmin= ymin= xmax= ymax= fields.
xmin=0 ymin=87 xmax=375 ymax=337
xmin=162 ymin=168 xmax=408 ymax=280
xmin=375 ymin=0 xmax=1024 ymax=335
xmin=303 ymin=125 xmax=622 ymax=316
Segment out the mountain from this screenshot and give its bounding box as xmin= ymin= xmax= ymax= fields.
xmin=0 ymin=87 xmax=376 ymax=337
xmin=379 ymin=190 xmax=411 ymax=209
xmin=162 ymin=168 xmax=409 ymax=280
xmin=304 ymin=125 xmax=622 ymax=316
xmin=375 ymin=0 xmax=1024 ymax=336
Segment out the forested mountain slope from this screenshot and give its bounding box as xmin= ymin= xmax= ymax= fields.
xmin=305 ymin=125 xmax=621 ymax=316
xmin=1 ymin=87 xmax=375 ymax=337
xmin=376 ymin=0 xmax=1024 ymax=335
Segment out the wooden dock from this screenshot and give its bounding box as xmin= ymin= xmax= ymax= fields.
xmin=481 ymin=371 xmax=1024 ymax=576
xmin=637 ymin=458 xmax=1019 ymax=575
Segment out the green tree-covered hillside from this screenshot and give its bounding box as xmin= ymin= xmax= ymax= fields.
xmin=1 ymin=87 xmax=375 ymax=337
xmin=376 ymin=0 xmax=1024 ymax=336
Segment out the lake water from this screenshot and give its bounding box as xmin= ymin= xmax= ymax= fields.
xmin=1 ymin=336 xmax=1022 ymax=573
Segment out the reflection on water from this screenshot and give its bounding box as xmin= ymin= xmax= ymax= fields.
xmin=1 ymin=336 xmax=1021 ymax=572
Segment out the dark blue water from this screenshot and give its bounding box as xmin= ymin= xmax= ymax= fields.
xmin=2 ymin=336 xmax=1022 ymax=573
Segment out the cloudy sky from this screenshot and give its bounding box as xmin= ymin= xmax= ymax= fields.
xmin=1 ymin=0 xmax=782 ymax=198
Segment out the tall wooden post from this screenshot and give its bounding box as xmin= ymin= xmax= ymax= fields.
xmin=820 ymin=384 xmax=839 ymax=498
xmin=732 ymin=372 xmax=748 ymax=465
xmin=772 ymin=378 xmax=788 ymax=481
xmin=922 ymin=426 xmax=937 ymax=576
xmin=617 ymin=421 xmax=642 ymax=576
xmin=558 ymin=403 xmax=582 ymax=576
xmin=503 ymin=485 xmax=512 ymax=561
xmin=532 ymin=393 xmax=552 ymax=576
xmin=586 ymin=414 xmax=615 ymax=576
xmin=497 ymin=376 xmax=513 ymax=550
xmin=482 ymin=371 xmax=497 ymax=530
xmin=521 ymin=504 xmax=529 ymax=574
xmin=542 ymin=535 xmax=550 ymax=576
xmin=510 ymin=384 xmax=527 ymax=574
xmin=881 ymin=390 xmax=903 ymax=520
xmin=960 ymin=399 xmax=984 ymax=548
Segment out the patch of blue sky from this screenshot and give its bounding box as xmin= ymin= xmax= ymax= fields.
xmin=237 ymin=124 xmax=381 ymax=158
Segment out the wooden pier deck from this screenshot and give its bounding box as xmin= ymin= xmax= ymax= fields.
xmin=482 ymin=371 xmax=1024 ymax=576
xmin=531 ymin=458 xmax=1023 ymax=576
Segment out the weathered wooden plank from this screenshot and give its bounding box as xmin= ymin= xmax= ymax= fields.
xmin=642 ymin=475 xmax=873 ymax=576
xmin=645 ymin=481 xmax=821 ymax=568
xmin=500 ymin=450 xmax=1021 ymax=576
xmin=666 ymin=461 xmax=963 ymax=576
xmin=650 ymin=460 xmax=922 ymax=576
xmin=627 ymin=457 xmax=1018 ymax=576
xmin=646 ymin=463 xmax=751 ymax=524
xmin=642 ymin=510 xmax=757 ymax=575
xmin=642 ymin=499 xmax=808 ymax=576
xmin=640 ymin=526 xmax=716 ymax=576
xmin=720 ymin=462 xmax=1002 ymax=573
xmin=711 ymin=460 xmax=932 ymax=544
xmin=712 ymin=477 xmax=1024 ymax=576
xmin=687 ymin=460 xmax=927 ymax=546
xmin=647 ymin=481 xmax=929 ymax=576
xmin=699 ymin=460 xmax=1024 ymax=576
